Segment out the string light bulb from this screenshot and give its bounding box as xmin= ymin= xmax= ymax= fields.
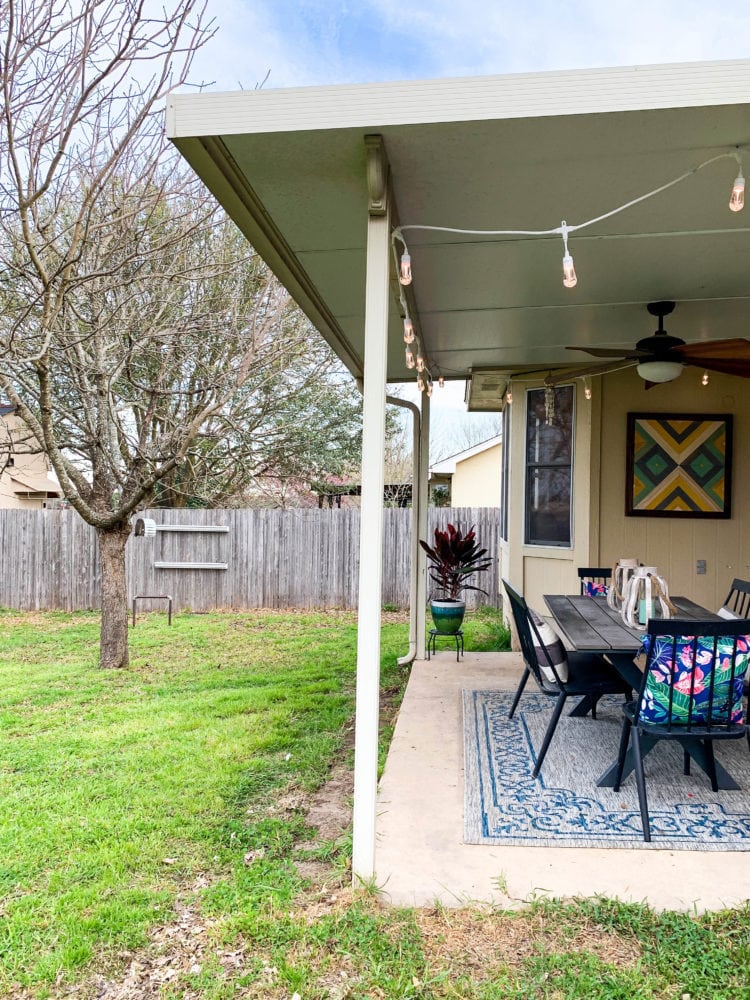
xmin=405 ymin=347 xmax=415 ymax=369
xmin=729 ymin=172 xmax=745 ymax=212
xmin=584 ymin=376 xmax=592 ymax=400
xmin=560 ymin=221 xmax=577 ymax=288
xmin=426 ymin=380 xmax=433 ymax=397
xmin=505 ymin=381 xmax=513 ymax=405
xmin=403 ymin=317 xmax=415 ymax=343
xmin=438 ymin=375 xmax=445 ymax=388
xmin=416 ymin=353 xmax=425 ymax=372
xmin=399 ymin=251 xmax=412 ymax=284
xmin=702 ymin=370 xmax=710 ymax=386
xmin=417 ymin=375 xmax=425 ymax=392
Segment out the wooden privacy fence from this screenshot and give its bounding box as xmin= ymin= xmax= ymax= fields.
xmin=0 ymin=506 xmax=501 ymax=612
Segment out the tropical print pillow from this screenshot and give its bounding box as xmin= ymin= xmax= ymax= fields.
xmin=638 ymin=632 xmax=750 ymax=726
xmin=584 ymin=581 xmax=607 ymax=597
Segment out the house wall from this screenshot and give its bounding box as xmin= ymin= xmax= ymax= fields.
xmin=596 ymin=366 xmax=750 ymax=612
xmin=451 ymin=444 xmax=502 ymax=507
xmin=506 ymin=366 xmax=750 ymax=614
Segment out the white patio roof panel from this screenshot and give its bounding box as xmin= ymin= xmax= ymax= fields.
xmin=168 ymin=60 xmax=750 ymax=384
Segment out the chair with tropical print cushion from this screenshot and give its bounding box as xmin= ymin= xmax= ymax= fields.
xmin=577 ymin=567 xmax=611 ymax=597
xmin=613 ymin=618 xmax=750 ymax=841
xmin=503 ymin=579 xmax=631 ymax=778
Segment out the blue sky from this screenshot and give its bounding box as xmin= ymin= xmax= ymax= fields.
xmin=192 ymin=0 xmax=750 ymax=92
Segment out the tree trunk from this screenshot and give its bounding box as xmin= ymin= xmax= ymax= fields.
xmin=97 ymin=522 xmax=132 ymax=669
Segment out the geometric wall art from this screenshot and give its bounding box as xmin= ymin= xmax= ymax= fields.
xmin=625 ymin=413 xmax=733 ymax=518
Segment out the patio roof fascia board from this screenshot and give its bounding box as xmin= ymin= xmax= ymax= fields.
xmin=166 ymin=59 xmax=750 ymax=138
xmin=169 ymin=133 xmax=365 ymax=378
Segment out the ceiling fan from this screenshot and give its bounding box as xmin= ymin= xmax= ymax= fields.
xmin=557 ymin=301 xmax=750 ymax=387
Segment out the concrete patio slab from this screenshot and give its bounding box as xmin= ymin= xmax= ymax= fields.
xmin=375 ymin=651 xmax=750 ymax=912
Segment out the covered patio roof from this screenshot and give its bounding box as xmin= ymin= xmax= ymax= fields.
xmin=168 ymin=59 xmax=750 ymax=397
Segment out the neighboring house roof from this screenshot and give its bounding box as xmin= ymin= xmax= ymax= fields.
xmin=429 ymin=435 xmax=502 ymax=477
xmin=0 ymin=404 xmax=15 ymax=417
xmin=9 ymin=472 xmax=62 ymax=496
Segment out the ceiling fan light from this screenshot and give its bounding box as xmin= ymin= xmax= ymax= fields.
xmin=636 ymin=360 xmax=684 ymax=383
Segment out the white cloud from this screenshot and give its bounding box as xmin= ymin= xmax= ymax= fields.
xmin=190 ymin=0 xmax=750 ymax=94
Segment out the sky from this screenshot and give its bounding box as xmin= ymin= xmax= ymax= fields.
xmin=184 ymin=0 xmax=749 ymax=448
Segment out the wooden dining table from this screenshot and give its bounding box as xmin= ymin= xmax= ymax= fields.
xmin=542 ymin=593 xmax=740 ymax=790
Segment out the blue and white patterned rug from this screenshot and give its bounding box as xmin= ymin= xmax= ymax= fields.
xmin=463 ymin=690 xmax=750 ymax=849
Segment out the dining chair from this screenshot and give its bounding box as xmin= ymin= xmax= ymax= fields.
xmin=720 ymin=578 xmax=750 ymax=618
xmin=577 ymin=566 xmax=611 ymax=596
xmin=503 ymin=579 xmax=632 ymax=778
xmin=613 ymin=618 xmax=750 ymax=842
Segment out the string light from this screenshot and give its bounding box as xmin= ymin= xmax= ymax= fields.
xmin=560 ymin=221 xmax=577 ymax=289
xmin=416 ymin=353 xmax=425 ymax=372
xmin=403 ymin=317 xmax=415 ymax=343
xmin=438 ymin=375 xmax=445 ymax=388
xmin=505 ymin=381 xmax=513 ymax=405
xmin=584 ymin=376 xmax=592 ymax=400
xmin=426 ymin=380 xmax=433 ymax=397
xmin=399 ymin=251 xmax=412 ymax=284
xmin=417 ymin=375 xmax=425 ymax=392
xmin=544 ymin=384 xmax=556 ymax=425
xmin=405 ymin=347 xmax=416 ymax=369
xmin=702 ymin=370 xmax=710 ymax=386
xmin=729 ymin=150 xmax=745 ymax=212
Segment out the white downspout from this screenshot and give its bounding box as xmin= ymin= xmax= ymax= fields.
xmin=351 ymin=148 xmax=390 ymax=884
xmin=385 ymin=394 xmax=421 ymax=665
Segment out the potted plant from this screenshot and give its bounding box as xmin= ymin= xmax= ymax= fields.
xmin=419 ymin=523 xmax=492 ymax=634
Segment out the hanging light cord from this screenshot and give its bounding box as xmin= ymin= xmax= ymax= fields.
xmin=393 ymin=150 xmax=736 ymax=242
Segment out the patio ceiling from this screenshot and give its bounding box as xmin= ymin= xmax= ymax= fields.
xmin=167 ymin=60 xmax=750 ymax=396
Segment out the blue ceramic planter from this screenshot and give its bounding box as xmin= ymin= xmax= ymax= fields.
xmin=430 ymin=599 xmax=465 ymax=634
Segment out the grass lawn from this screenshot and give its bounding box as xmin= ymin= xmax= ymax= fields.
xmin=0 ymin=606 xmax=748 ymax=999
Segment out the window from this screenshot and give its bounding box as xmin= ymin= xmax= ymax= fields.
xmin=524 ymin=385 xmax=574 ymax=546
xmin=499 ymin=403 xmax=510 ymax=541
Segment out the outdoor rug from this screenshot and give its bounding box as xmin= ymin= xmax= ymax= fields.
xmin=463 ymin=689 xmax=750 ymax=849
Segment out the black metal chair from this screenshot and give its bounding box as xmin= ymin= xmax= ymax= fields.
xmin=503 ymin=579 xmax=631 ymax=778
xmin=721 ymin=578 xmax=750 ymax=618
xmin=577 ymin=566 xmax=611 ymax=596
xmin=613 ymin=618 xmax=750 ymax=842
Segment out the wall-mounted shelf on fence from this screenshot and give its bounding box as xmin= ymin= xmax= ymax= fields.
xmin=154 ymin=525 xmax=229 ymax=533
xmin=153 ymin=561 xmax=228 ymax=570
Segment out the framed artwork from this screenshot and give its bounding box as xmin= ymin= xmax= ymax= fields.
xmin=625 ymin=413 xmax=733 ymax=518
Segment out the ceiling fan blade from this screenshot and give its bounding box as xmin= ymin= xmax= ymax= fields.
xmin=685 ymin=357 xmax=750 ymax=378
xmin=674 ymin=338 xmax=750 ymax=363
xmin=565 ymin=346 xmax=646 ymax=359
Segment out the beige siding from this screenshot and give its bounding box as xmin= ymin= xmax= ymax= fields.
xmin=513 ymin=366 xmax=750 ymax=614
xmin=596 ymin=367 xmax=750 ymax=612
xmin=451 ymin=444 xmax=502 ymax=507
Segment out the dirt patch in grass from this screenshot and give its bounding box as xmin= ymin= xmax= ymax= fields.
xmin=414 ymin=905 xmax=643 ymax=975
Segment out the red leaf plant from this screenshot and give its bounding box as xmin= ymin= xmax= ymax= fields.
xmin=419 ymin=523 xmax=492 ymax=601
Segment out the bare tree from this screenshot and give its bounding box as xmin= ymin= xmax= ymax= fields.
xmin=0 ymin=0 xmax=331 ymax=667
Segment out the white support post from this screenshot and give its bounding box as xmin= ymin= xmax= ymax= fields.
xmin=351 ymin=183 xmax=391 ymax=884
xmin=415 ymin=389 xmax=430 ymax=657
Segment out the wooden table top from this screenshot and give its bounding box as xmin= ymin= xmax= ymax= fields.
xmin=543 ymin=594 xmax=719 ymax=654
